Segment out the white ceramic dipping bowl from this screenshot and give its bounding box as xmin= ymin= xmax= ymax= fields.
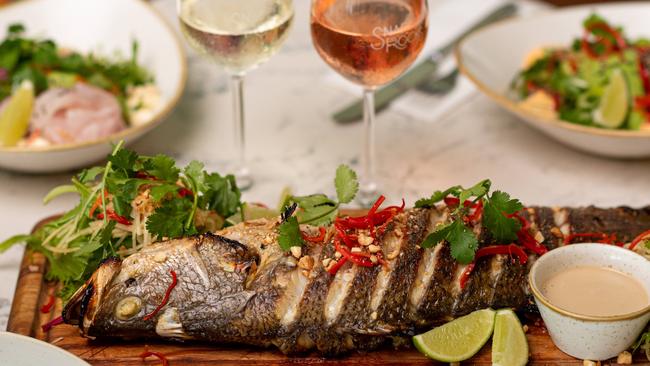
xmin=529 ymin=244 xmax=650 ymax=360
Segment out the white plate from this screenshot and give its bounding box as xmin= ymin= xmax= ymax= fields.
xmin=0 ymin=331 xmax=90 ymax=365
xmin=456 ymin=3 xmax=650 ymax=159
xmin=0 ymin=0 xmax=187 ymax=173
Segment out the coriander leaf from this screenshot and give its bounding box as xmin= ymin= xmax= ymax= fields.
xmin=108 ymin=148 xmax=138 ymax=173
xmin=448 ymin=220 xmax=479 ymax=264
xmin=45 ymin=252 xmax=88 ymax=282
xmin=150 ymin=184 xmax=181 ymax=202
xmin=202 ymin=173 xmax=241 ymax=218
xmin=106 ymin=179 xmax=146 ymax=217
xmin=143 ymin=154 xmax=180 ymax=182
xmin=483 ymin=191 xmax=523 ymax=243
xmin=184 ymin=160 xmax=205 ymax=190
xmin=293 ymin=194 xmax=335 ymax=209
xmin=297 ymin=204 xmax=338 ymax=226
xmin=146 ymin=198 xmax=193 ymax=239
xmin=334 ymin=165 xmax=358 ymax=204
xmin=415 ymin=186 xmax=461 ymax=208
xmin=458 ymin=179 xmax=491 ymax=203
xmin=420 ymin=224 xmax=451 ymax=248
xmin=278 ymin=216 xmax=303 ymax=251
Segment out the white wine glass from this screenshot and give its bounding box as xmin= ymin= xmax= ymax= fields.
xmin=178 ymin=0 xmax=294 ymax=190
xmin=311 ymin=0 xmax=428 ymax=205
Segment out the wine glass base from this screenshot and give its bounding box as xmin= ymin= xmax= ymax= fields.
xmin=235 ymin=168 xmax=253 ymax=191
xmin=356 ymin=182 xmax=379 ymax=207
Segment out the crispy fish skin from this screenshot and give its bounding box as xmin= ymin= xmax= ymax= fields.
xmin=63 ymin=206 xmax=650 ymax=355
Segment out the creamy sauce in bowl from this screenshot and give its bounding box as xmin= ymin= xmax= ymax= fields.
xmin=541 ymin=266 xmax=649 ymax=317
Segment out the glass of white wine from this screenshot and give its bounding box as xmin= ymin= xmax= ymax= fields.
xmin=178 ymin=0 xmax=294 ymax=190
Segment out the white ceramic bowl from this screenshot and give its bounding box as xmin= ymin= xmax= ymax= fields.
xmin=529 ymin=244 xmax=650 ymax=360
xmin=456 ymin=3 xmax=650 ymax=159
xmin=0 ymin=331 xmax=90 ymax=365
xmin=0 ymin=0 xmax=187 ymax=173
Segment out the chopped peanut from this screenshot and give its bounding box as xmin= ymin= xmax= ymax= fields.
xmin=290 ymin=246 xmax=302 ymax=259
xmin=368 ymin=244 xmax=381 ymax=253
xmin=617 ymin=351 xmax=632 ymax=364
xmin=298 ymin=255 xmax=314 ymax=271
xmin=358 ymin=233 xmax=374 ymax=246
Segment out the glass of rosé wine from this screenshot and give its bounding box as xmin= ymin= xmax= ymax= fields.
xmin=311 ymin=0 xmax=428 ymax=204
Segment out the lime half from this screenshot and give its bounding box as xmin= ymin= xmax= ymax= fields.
xmin=593 ymin=68 xmax=628 ymax=129
xmin=0 ymin=80 xmax=35 ymax=147
xmin=226 ymin=203 xmax=278 ymax=225
xmin=413 ymin=308 xmax=496 ymax=362
xmin=492 ymin=309 xmax=529 ymax=366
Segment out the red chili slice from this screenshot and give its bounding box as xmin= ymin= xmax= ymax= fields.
xmin=41 ymin=316 xmax=63 ymax=333
xmin=301 ymin=227 xmax=327 ymax=243
xmin=96 ymin=209 xmax=132 ymax=226
xmin=460 ymin=244 xmax=528 ymax=290
xmin=40 ymin=295 xmax=56 ymax=314
xmin=143 ymin=270 xmax=178 ymax=321
xmin=459 ymin=263 xmax=475 ymax=290
xmin=139 ymin=351 xmax=169 ymax=366
xmin=327 ymin=257 xmax=348 ymax=275
xmin=630 ymin=229 xmax=650 ymax=250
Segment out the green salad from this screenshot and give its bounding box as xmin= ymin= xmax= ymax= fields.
xmin=511 ymin=14 xmax=650 ymax=130
xmin=0 ymin=143 xmax=242 ymax=299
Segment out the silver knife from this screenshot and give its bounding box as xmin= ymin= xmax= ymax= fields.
xmin=333 ymin=3 xmax=517 ymax=124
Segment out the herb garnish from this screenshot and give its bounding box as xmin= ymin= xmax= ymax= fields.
xmin=0 ymin=23 xmax=152 ymax=119
xmin=0 ymin=143 xmax=241 ymax=300
xmin=277 ymin=165 xmax=359 ymax=251
xmin=416 ymin=179 xmax=523 ymax=263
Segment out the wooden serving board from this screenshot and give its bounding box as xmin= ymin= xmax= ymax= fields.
xmin=6 ymin=216 xmax=645 ymax=365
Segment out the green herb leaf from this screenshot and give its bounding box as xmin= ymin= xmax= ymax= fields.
xmin=483 ymin=191 xmax=523 ymax=242
xmin=334 ymin=165 xmax=359 ymax=204
xmin=420 ymin=224 xmax=451 ymax=248
xmin=0 ymin=234 xmax=32 ymax=253
xmin=77 ymin=167 xmax=104 ymax=184
xmin=150 ymin=184 xmax=181 ymax=202
xmin=108 ymin=148 xmax=138 ymax=173
xmin=448 ymin=220 xmax=479 ymax=264
xmin=146 ymin=198 xmax=194 ymax=239
xmin=415 ymin=186 xmax=461 ymax=208
xmin=458 ymin=179 xmax=491 ymax=204
xmin=278 ymin=216 xmax=303 ymax=251
xmin=202 ymin=173 xmax=241 ymax=218
xmin=43 ymin=184 xmax=77 ymax=205
xmin=144 ymin=154 xmax=179 ymax=182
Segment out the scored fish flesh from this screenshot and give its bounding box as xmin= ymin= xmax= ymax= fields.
xmin=63 ymin=205 xmax=650 ymax=355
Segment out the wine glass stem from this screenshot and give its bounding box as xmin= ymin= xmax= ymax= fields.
xmin=231 ymin=74 xmax=252 ymax=190
xmin=359 ymin=87 xmax=378 ymax=206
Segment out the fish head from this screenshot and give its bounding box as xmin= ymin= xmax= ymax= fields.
xmin=62 ymin=256 xmax=122 ymax=336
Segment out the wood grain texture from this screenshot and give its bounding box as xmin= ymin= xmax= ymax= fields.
xmin=6 ymin=215 xmax=647 ymax=365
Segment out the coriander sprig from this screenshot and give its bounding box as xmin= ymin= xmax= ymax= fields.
xmin=417 ymin=179 xmax=523 ymax=263
xmin=277 ymin=165 xmax=359 ymax=251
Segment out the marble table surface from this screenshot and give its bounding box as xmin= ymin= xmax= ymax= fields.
xmin=2 ymin=0 xmax=650 ymax=330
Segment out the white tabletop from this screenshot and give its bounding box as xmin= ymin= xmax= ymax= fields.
xmin=2 ymin=0 xmax=650 ymax=329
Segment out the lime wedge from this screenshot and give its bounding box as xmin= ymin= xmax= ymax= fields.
xmin=593 ymin=68 xmax=628 ymax=129
xmin=413 ymin=308 xmax=496 ymax=362
xmin=492 ymin=309 xmax=529 ymax=366
xmin=0 ymin=80 xmax=35 ymax=147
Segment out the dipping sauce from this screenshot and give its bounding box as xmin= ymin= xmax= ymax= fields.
xmin=541 ymin=266 xmax=649 ymax=317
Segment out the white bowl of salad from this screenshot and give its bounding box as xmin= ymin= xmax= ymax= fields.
xmin=456 ymin=2 xmax=650 ymax=159
xmin=0 ymin=0 xmax=187 ymax=172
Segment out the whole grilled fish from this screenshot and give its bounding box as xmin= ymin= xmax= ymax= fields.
xmin=63 ymin=205 xmax=650 ymax=355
